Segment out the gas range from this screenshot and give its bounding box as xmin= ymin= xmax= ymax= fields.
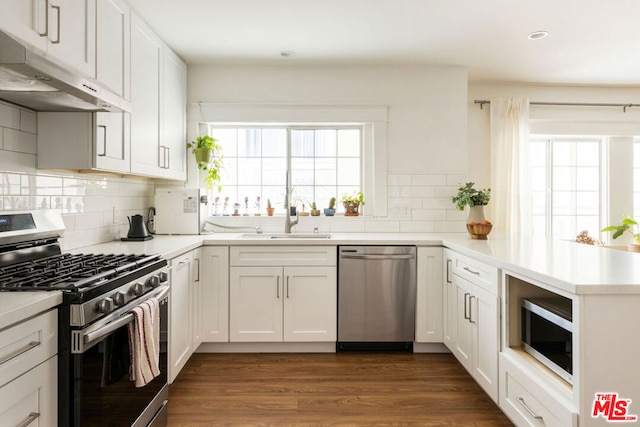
xmin=0 ymin=210 xmax=170 ymax=426
xmin=0 ymin=210 xmax=167 ymax=325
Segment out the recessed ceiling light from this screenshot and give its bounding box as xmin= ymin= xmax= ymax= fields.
xmin=527 ymin=31 xmax=549 ymax=40
xmin=280 ymin=50 xmax=295 ymax=58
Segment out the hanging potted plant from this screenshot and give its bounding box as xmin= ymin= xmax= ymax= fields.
xmin=341 ymin=191 xmax=365 ymax=216
xmin=187 ymin=136 xmax=224 ymax=190
xmin=452 ymin=182 xmax=492 ymax=239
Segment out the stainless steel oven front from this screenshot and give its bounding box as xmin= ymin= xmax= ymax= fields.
xmin=58 ymin=282 xmax=170 ymax=427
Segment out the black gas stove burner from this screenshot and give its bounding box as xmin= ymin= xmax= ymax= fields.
xmin=0 ymin=252 xmax=161 ymax=291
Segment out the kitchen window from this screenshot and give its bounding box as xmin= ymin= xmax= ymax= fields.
xmin=206 ymin=125 xmax=362 ymax=215
xmin=529 ymin=136 xmax=603 ymax=239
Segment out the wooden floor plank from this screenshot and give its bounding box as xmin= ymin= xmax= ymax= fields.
xmin=167 ymin=352 xmax=513 ymax=426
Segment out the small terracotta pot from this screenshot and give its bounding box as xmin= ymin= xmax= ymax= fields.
xmin=343 ymin=201 xmax=360 ymax=216
xmin=266 ymin=207 xmax=275 ymax=216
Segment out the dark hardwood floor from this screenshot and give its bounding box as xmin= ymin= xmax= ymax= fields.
xmin=167 ymin=352 xmax=513 ymax=426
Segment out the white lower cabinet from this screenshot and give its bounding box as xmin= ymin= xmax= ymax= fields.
xmin=229 ymin=246 xmax=337 ymax=343
xmin=199 ymin=247 xmax=229 ymax=343
xmin=0 ymin=356 xmax=57 ymax=427
xmin=500 ymin=352 xmax=577 ymax=427
xmin=415 ymin=247 xmax=443 ymax=343
xmin=169 ymin=250 xmax=200 ymax=383
xmin=0 ymin=309 xmax=58 ymax=426
xmin=443 ymin=248 xmax=499 ymax=402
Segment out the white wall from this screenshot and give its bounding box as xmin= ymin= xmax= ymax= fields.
xmin=187 ymin=64 xmax=470 ymax=232
xmin=0 ymin=101 xmax=154 ymax=250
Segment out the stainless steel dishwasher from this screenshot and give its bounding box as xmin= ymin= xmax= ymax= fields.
xmin=337 ymin=245 xmax=416 ymax=351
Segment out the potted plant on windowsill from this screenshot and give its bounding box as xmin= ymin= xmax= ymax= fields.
xmin=601 ymin=215 xmax=640 ymax=252
xmin=452 ymin=182 xmax=492 ymax=239
xmin=324 ymin=197 xmax=336 ymax=216
xmin=342 ymin=191 xmax=365 ymax=216
xmin=186 ymin=135 xmax=224 ymax=190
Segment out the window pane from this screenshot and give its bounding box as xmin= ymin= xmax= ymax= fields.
xmin=213 ymin=128 xmax=237 ymax=157
xmin=237 ymin=129 xmax=261 ymax=157
xmin=315 ymin=158 xmax=337 ymax=186
xmin=237 ymin=158 xmax=261 ymax=185
xmin=552 ymin=167 xmax=573 ymax=191
xmin=338 ymin=158 xmax=360 ymax=185
xmin=315 ymin=130 xmax=336 ymax=157
xmin=291 ymin=158 xmax=314 ymax=186
xmin=291 ymin=130 xmax=314 ymax=157
xmin=552 ymin=216 xmax=575 ymax=240
xmin=552 ymin=191 xmax=576 ymax=216
xmin=553 ymin=142 xmax=574 ymax=166
xmin=338 ymin=129 xmax=360 ymax=157
xmin=576 ymin=142 xmax=599 ymax=166
xmin=530 ymin=166 xmax=546 ymax=191
xmin=576 ymin=167 xmax=599 ymax=191
xmin=262 ymin=129 xmax=286 ymax=157
xmin=576 ymin=191 xmax=599 ymax=216
xmin=530 ymin=141 xmax=547 ymax=167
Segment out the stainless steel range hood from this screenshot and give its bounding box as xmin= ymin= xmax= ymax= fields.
xmin=0 ymin=30 xmax=130 ymax=112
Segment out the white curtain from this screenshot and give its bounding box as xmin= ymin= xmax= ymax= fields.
xmin=489 ymin=98 xmax=532 ymax=235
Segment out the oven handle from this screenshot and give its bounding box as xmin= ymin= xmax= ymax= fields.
xmin=77 ymin=285 xmax=169 ymax=353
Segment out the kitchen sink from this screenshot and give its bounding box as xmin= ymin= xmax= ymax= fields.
xmin=237 ymin=233 xmax=332 ymax=239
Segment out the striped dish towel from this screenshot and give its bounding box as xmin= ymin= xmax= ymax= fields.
xmin=127 ymin=297 xmax=161 ymax=387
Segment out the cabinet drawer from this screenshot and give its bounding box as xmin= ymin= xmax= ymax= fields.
xmin=230 ymin=246 xmax=336 ymax=267
xmin=0 ymin=310 xmax=57 ymax=388
xmin=500 ymin=353 xmax=577 ymax=427
xmin=448 ymin=251 xmax=498 ymax=294
xmin=0 ymin=355 xmax=57 ymax=427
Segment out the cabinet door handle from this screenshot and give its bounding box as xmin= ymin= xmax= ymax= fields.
xmin=18 ymin=412 xmax=41 ymax=427
xmin=50 ymin=4 xmax=61 ymax=44
xmin=165 ymin=146 xmax=170 ymax=169
xmin=469 ymin=295 xmax=476 ymax=324
xmin=38 ymin=0 xmax=49 ymax=37
xmin=286 ymin=276 xmax=290 ymax=298
xmin=463 ymin=293 xmax=470 ymax=320
xmin=446 ymin=259 xmax=452 ymax=283
xmin=158 ymin=146 xmax=165 ymax=168
xmin=97 ymin=125 xmax=107 ymax=156
xmin=276 ymin=276 xmax=280 ymax=298
xmin=194 ymin=258 xmax=200 ymax=282
xmin=517 ymin=397 xmax=544 ymax=421
xmin=463 ymin=266 xmax=480 ymax=275
xmin=0 ymin=341 xmax=40 ymax=365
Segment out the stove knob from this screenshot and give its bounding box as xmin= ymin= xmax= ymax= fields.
xmin=131 ymin=282 xmax=144 ymax=296
xmin=158 ymin=271 xmax=169 ymax=283
xmin=146 ymin=275 xmax=160 ymax=288
xmin=97 ymin=297 xmax=114 ymax=314
xmin=113 ymin=291 xmax=126 ymax=306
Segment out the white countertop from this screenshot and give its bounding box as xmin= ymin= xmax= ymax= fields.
xmin=71 ymin=231 xmax=640 ymax=295
xmin=4 ymin=231 xmax=639 ymax=327
xmin=0 ymin=291 xmax=62 ymax=331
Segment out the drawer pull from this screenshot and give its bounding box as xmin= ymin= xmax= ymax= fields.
xmin=19 ymin=412 xmax=40 ymax=427
xmin=0 ymin=341 xmax=40 ymax=365
xmin=446 ymin=259 xmax=452 ymax=283
xmin=517 ymin=397 xmax=544 ymax=421
xmin=463 ymin=266 xmax=481 ymax=275
xmin=463 ymin=293 xmax=471 ymax=320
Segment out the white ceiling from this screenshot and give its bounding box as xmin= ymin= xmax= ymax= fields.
xmin=127 ymin=0 xmax=640 ymax=85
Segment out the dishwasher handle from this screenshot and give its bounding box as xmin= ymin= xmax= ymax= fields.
xmin=340 ymin=253 xmax=415 ymax=260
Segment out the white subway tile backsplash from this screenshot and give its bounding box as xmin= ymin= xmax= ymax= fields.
xmin=387 ymin=174 xmax=411 ymax=186
xmin=0 ymin=150 xmax=36 ymax=174
xmin=411 ymin=209 xmax=446 ymax=221
xmin=412 ymin=174 xmax=446 ymax=186
xmin=400 ymin=220 xmax=435 ymax=233
xmin=446 ymin=174 xmax=467 ymax=186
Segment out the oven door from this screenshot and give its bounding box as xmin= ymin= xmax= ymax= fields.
xmin=66 ymin=286 xmax=169 ymax=427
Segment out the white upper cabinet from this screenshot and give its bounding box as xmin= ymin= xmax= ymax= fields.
xmin=96 ymin=0 xmax=130 ymax=98
xmin=161 ymin=46 xmax=187 ymax=180
xmin=0 ymin=0 xmax=97 ymax=77
xmin=130 ymin=12 xmax=187 ymax=181
xmin=129 ymin=12 xmax=163 ymax=177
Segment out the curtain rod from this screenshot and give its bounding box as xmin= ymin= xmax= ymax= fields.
xmin=474 ymin=99 xmax=640 ymax=113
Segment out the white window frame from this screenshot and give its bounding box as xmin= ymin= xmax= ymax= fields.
xmin=187 ymin=104 xmax=388 ymax=216
xmin=529 ymin=135 xmax=606 ymax=239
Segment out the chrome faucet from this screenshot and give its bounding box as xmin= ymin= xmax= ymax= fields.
xmin=284 ymin=170 xmax=298 ymax=233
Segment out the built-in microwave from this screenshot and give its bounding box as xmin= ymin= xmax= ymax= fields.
xmin=521 ymin=298 xmax=573 ymax=384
